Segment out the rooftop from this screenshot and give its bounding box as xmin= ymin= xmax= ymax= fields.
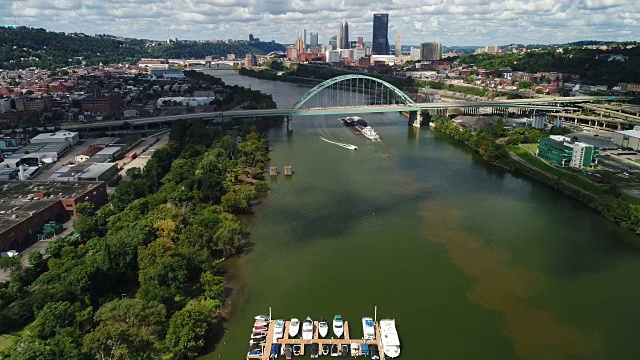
xmin=0 ymin=181 xmax=103 ymax=232
xmin=30 ymin=131 xmax=78 ymax=141
xmin=617 ymin=130 xmax=640 ymax=138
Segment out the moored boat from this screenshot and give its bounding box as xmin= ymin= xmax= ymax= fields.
xmin=293 ymin=345 xmax=302 ymax=356
xmin=322 ymin=344 xmax=330 ymax=356
xmin=341 ymin=344 xmax=349 ymax=357
xmin=351 ymin=343 xmax=359 ymax=357
xmin=253 ymin=326 xmax=268 ymax=332
xmin=331 ymin=344 xmax=339 ymax=357
xmin=302 ymin=317 xmax=314 ymax=340
xmin=318 ymin=320 xmax=329 ymax=338
xmin=379 ymin=319 xmax=401 ymax=358
xmin=270 ymin=344 xmax=280 ymax=359
xmin=289 ymin=318 xmax=300 ymax=338
xmin=362 ymin=317 xmax=375 ymax=340
xmin=370 ymin=344 xmax=380 ymax=360
xmin=254 ymin=321 xmax=268 ymax=327
xmin=333 ymin=315 xmax=344 ymax=338
xmin=284 ymin=344 xmax=292 ymax=360
xmin=311 ymin=343 xmax=319 ymax=359
xmin=255 ymin=315 xmax=270 ymax=321
xmin=273 ymin=319 xmax=285 ymax=340
xmin=251 ymin=333 xmax=266 ymax=339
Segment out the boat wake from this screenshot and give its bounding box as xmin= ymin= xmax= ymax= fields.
xmin=311 ymin=133 xmax=358 ymax=150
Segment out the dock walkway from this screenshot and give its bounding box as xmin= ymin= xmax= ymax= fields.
xmin=246 ymin=319 xmax=386 ymax=359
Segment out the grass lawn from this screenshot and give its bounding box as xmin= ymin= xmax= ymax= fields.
xmin=0 ymin=333 xmax=18 ymax=351
xmin=520 ymin=143 xmax=538 ymax=154
xmin=508 ymin=145 xmax=605 ymax=195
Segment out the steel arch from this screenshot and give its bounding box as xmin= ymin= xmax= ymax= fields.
xmin=290 ymin=74 xmax=415 ymax=112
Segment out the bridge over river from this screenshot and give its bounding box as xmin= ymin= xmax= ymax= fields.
xmin=62 ymin=74 xmax=628 ymax=132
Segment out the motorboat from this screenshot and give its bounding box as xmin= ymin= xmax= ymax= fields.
xmin=362 ymin=317 xmax=375 ymax=340
xmin=289 ymin=318 xmax=300 ymax=338
xmin=360 ymin=343 xmax=369 ymax=356
xmin=310 ymin=343 xmax=319 ymax=359
xmin=302 ymin=317 xmax=314 ymax=340
xmin=333 ymin=315 xmax=344 ymax=338
xmin=331 ymin=344 xmax=339 ymax=357
xmin=361 ymin=126 xmax=380 ymax=141
xmin=370 ymin=344 xmax=380 ymax=360
xmin=284 ymin=344 xmax=292 ymax=360
xmin=293 ymin=344 xmax=302 ymax=356
xmin=251 ymin=333 xmax=266 ymax=339
xmin=249 ymin=338 xmax=265 ymax=345
xmin=318 ymin=320 xmax=329 ymax=338
xmin=270 ymin=344 xmax=280 ymax=359
xmin=255 ymin=314 xmax=270 ymax=321
xmin=379 ymin=319 xmax=401 ymax=358
xmin=341 ymin=344 xmax=349 ymax=357
xmin=253 ymin=326 xmax=268 ymax=332
xmin=322 ymin=344 xmax=330 ymax=356
xmin=350 ymin=343 xmax=359 ymax=357
xmin=254 ymin=321 xmax=269 ymax=327
xmin=248 ymin=350 xmax=263 ymax=357
xmin=274 ymin=319 xmax=285 ymax=340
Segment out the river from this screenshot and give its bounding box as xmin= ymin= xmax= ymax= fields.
xmin=201 ymin=70 xmax=640 ymax=360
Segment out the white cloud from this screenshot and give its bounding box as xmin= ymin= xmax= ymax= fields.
xmin=2 ymin=0 xmax=639 ymax=45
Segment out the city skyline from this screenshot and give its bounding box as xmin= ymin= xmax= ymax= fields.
xmin=3 ymin=0 xmax=640 ymax=46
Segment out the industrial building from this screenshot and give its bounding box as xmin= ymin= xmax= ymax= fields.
xmin=611 ymin=129 xmax=640 ymax=150
xmin=0 ymin=181 xmax=108 ymax=251
xmin=29 ymin=130 xmax=79 ymax=147
xmin=537 ymin=135 xmax=599 ymax=168
xmin=49 ymin=162 xmax=118 ymax=182
xmin=92 ymin=147 xmax=123 ymax=162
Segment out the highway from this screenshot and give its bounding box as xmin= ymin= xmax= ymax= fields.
xmin=59 ymin=96 xmax=628 ymax=131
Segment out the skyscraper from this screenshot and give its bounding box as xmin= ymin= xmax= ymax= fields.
xmin=310 ymin=32 xmax=319 ymax=48
xmin=303 ymin=29 xmax=307 ymax=49
xmin=339 ymin=21 xmax=350 ymax=50
xmin=295 ymin=36 xmax=305 ymax=57
xmin=395 ymin=34 xmax=402 ymax=57
xmin=420 ymin=42 xmax=442 ymax=61
xmin=329 ymin=35 xmax=337 ymax=49
xmin=372 ymin=14 xmax=390 ymax=55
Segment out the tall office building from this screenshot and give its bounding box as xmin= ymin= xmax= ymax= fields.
xmin=295 ymin=36 xmax=305 ymax=57
xmin=395 ymin=34 xmax=402 ymax=57
xmin=310 ymin=32 xmax=319 ymax=48
xmin=329 ymin=35 xmax=338 ymax=48
xmin=420 ymin=42 xmax=442 ymax=61
xmin=338 ymin=21 xmax=350 ymax=49
xmin=357 ymin=37 xmax=364 ymax=48
xmin=372 ymin=13 xmax=390 ymax=55
xmin=303 ymin=29 xmax=307 ymax=49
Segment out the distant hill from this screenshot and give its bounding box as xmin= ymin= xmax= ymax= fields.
xmin=0 ymin=26 xmax=285 ymax=70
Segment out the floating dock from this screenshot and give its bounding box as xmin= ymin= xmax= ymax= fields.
xmin=247 ymin=319 xmax=387 ymax=360
xmin=269 ymin=166 xmax=278 ymax=176
xmin=283 ymin=166 xmax=293 ymax=176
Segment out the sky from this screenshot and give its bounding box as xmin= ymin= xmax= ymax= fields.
xmin=3 ymin=0 xmax=639 ymax=46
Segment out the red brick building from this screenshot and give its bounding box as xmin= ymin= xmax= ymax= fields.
xmin=0 ymin=181 xmax=108 ymax=251
xmin=80 ymin=88 xmax=123 ymax=118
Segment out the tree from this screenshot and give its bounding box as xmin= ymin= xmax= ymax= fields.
xmin=33 ymin=301 xmax=79 ymax=339
xmin=200 ymin=272 xmax=225 ymax=301
xmin=165 ymin=299 xmax=221 ymax=359
xmin=82 ymin=298 xmax=166 ymax=360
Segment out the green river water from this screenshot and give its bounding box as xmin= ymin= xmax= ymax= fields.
xmin=201 ymin=70 xmax=640 ymax=360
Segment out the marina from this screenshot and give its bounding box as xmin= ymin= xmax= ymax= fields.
xmin=246 ymin=310 xmax=398 ymax=360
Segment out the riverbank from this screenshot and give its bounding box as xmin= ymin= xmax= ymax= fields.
xmin=432 ymin=116 xmax=640 ymax=241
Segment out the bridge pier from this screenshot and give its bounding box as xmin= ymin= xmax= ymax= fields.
xmin=286 ymin=115 xmax=293 ymax=133
xmin=408 ymin=111 xmax=423 ymax=128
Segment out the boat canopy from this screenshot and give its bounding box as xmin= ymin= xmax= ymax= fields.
xmin=270 ymin=344 xmax=280 ymax=355
xmin=365 ymin=319 xmax=374 ymax=327
xmin=334 ymin=315 xmax=342 ymax=321
xmin=361 ymin=344 xmax=369 ymax=353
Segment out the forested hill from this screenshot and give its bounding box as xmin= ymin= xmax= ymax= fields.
xmin=0 ymin=27 xmax=285 ymax=70
xmin=454 ymin=47 xmax=640 ymax=86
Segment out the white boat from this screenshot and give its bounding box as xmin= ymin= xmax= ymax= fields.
xmin=302 ymin=317 xmax=314 ymax=340
xmin=251 ymin=333 xmax=266 ymax=339
xmin=255 ymin=315 xmax=270 ymax=321
xmin=350 ymin=343 xmax=359 ymax=357
xmin=289 ymin=318 xmax=300 ymax=338
xmin=274 ymin=319 xmax=285 ymax=340
xmin=361 ymin=126 xmax=380 ymax=141
xmin=362 ymin=317 xmax=375 ymax=340
xmin=318 ymin=320 xmax=329 ymax=338
xmin=333 ymin=315 xmax=344 ymax=338
xmin=379 ymin=319 xmax=401 ymax=358
xmin=254 ymin=321 xmax=269 ymax=327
